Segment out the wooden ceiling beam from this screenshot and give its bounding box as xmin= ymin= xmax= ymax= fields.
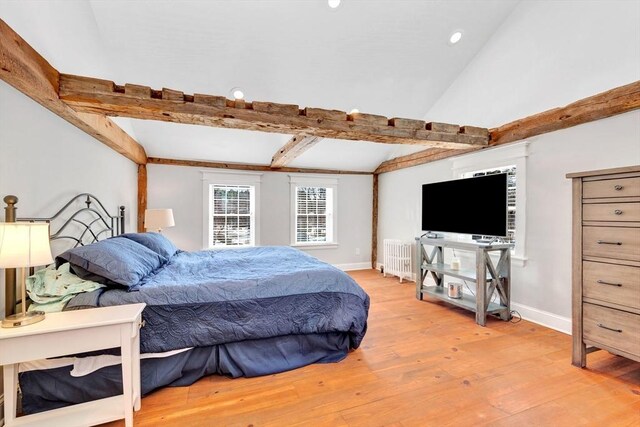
xmin=376 ymin=81 xmax=640 ymax=174
xmin=137 ymin=164 xmax=147 ymax=233
xmin=490 ymin=80 xmax=640 ymax=145
xmin=374 ymin=147 xmax=481 ymax=174
xmin=271 ymin=135 xmax=322 ymax=168
xmin=147 ymin=157 xmax=372 ymax=175
xmin=0 ymin=19 xmax=147 ymax=165
xmin=371 ymin=173 xmax=378 ymax=269
xmin=58 ymin=74 xmax=490 ymax=150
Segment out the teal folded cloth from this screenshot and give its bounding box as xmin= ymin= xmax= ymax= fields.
xmin=26 ymin=263 xmax=105 ymax=313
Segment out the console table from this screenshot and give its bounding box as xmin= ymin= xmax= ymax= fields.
xmin=415 ymin=236 xmax=513 ymax=326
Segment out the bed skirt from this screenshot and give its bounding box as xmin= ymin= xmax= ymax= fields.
xmin=20 ymin=332 xmax=350 ymax=414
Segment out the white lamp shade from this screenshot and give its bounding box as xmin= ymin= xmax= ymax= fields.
xmin=144 ymin=209 xmax=175 ymax=231
xmin=0 ymin=222 xmax=54 ymax=268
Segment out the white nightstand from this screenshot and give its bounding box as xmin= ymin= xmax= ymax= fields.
xmin=0 ymin=303 xmax=145 ymax=427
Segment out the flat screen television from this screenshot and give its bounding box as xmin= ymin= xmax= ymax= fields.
xmin=421 ymin=173 xmax=507 ymax=237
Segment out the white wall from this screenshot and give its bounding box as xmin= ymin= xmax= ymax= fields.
xmin=0 ymin=0 xmax=142 ymax=255
xmin=0 ymin=81 xmax=138 ymax=317
xmin=380 ymin=111 xmax=640 ymax=332
xmin=380 ymin=0 xmax=640 ymax=333
xmin=0 ymin=3 xmax=140 ymax=420
xmin=0 ymin=80 xmax=138 ymax=421
xmin=147 ymin=164 xmax=373 ymax=269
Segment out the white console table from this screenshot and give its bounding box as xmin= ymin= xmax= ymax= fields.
xmin=0 ymin=303 xmax=145 ymax=427
xmin=415 ymin=236 xmax=513 ymax=326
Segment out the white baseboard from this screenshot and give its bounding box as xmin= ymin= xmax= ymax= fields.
xmin=511 ymin=302 xmax=571 ymax=335
xmin=334 ymin=262 xmax=372 ymax=271
xmin=376 ymin=262 xmax=570 ymax=334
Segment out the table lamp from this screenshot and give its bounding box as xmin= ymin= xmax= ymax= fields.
xmin=144 ymin=209 xmax=175 ymax=233
xmin=0 ymin=222 xmax=53 ymax=328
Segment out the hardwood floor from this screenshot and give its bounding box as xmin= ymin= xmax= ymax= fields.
xmin=103 ymin=269 xmax=640 ymax=426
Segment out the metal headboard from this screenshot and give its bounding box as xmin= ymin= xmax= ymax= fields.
xmin=3 ymin=193 xmax=126 ymax=316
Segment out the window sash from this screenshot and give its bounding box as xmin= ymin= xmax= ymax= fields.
xmin=210 ymin=184 xmax=255 ymax=247
xmin=294 ymin=186 xmax=333 ymax=244
xmin=452 ymin=142 xmax=527 ymax=266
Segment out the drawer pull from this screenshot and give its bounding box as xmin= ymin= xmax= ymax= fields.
xmin=614 ymin=209 xmax=623 ymax=215
xmin=597 ymin=323 xmax=622 ymax=333
xmin=614 ymin=185 xmax=623 ymax=191
xmin=597 ymin=240 xmax=622 ymax=245
xmin=596 ymin=280 xmax=622 ymax=287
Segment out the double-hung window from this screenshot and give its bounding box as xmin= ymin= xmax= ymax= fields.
xmin=453 ymin=142 xmax=528 ymax=266
xmin=202 ymin=171 xmax=261 ymax=248
xmin=290 ymin=175 xmax=338 ymax=247
xmin=211 ymin=185 xmax=254 ymax=246
xmin=295 ymin=186 xmax=332 ymax=243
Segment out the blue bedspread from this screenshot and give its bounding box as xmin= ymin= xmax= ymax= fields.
xmin=73 ymin=246 xmax=369 ymax=353
xmin=20 ymin=333 xmax=351 ymax=414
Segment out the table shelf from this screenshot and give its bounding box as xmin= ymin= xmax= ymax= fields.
xmin=421 ymin=262 xmax=492 ymax=282
xmin=420 ymin=285 xmax=506 ymax=314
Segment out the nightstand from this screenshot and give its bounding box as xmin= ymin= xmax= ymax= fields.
xmin=0 ymin=303 xmax=145 ymax=427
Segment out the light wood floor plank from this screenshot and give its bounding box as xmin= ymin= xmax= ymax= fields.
xmin=94 ymin=269 xmax=638 ymax=426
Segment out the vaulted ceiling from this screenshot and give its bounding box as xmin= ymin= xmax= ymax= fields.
xmin=1 ymin=0 xmax=521 ymax=171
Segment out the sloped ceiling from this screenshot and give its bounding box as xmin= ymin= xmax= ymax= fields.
xmin=2 ymin=0 xmax=521 ymax=171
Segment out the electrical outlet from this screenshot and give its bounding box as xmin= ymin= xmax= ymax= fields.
xmin=355 ymin=247 xmax=361 ymax=255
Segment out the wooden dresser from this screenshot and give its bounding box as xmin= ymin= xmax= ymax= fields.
xmin=567 ymin=165 xmax=640 ymax=367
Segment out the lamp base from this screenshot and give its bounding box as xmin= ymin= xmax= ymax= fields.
xmin=1 ymin=310 xmax=46 ymax=328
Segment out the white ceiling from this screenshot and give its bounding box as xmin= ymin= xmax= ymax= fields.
xmin=2 ymin=0 xmax=521 ymax=171
xmin=114 ymin=117 xmax=427 ymax=171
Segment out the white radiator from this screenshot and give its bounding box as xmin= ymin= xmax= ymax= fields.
xmin=383 ymin=239 xmax=412 ymax=282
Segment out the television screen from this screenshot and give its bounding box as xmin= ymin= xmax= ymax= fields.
xmin=421 ymin=173 xmax=507 ymax=237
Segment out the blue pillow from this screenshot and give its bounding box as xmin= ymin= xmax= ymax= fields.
xmin=56 ymin=238 xmax=167 ymax=288
xmin=117 ymin=232 xmax=179 ymax=259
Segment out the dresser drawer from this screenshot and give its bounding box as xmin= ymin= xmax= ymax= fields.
xmin=583 ymin=303 xmax=640 ymax=357
xmin=583 ymin=177 xmax=640 ymax=199
xmin=583 ymin=261 xmax=640 ymax=310
xmin=583 ymin=226 xmax=640 ymax=261
xmin=583 ymin=203 xmax=640 ymax=222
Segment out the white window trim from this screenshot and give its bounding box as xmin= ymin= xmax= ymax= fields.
xmin=451 ymin=142 xmax=528 ymax=267
xmin=202 ymin=170 xmax=262 ymax=249
xmin=289 ymin=174 xmax=339 ymax=249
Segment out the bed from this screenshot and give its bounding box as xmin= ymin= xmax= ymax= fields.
xmin=3 ymin=194 xmax=370 ymax=414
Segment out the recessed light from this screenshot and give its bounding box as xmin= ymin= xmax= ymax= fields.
xmin=349 ymin=108 xmax=359 ymax=114
xmin=449 ymin=31 xmax=463 ymax=45
xmin=230 ymin=87 xmax=244 ymax=100
xmin=328 ymin=0 xmax=341 ymax=9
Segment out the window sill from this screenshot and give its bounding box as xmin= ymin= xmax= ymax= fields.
xmin=206 ymin=244 xmax=256 ymax=250
xmin=291 ymin=243 xmax=339 ymax=250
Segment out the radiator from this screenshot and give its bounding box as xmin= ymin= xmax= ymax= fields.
xmin=383 ymin=239 xmax=412 ymax=282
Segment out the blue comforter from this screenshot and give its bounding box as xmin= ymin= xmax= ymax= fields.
xmin=73 ymin=246 xmax=369 ymax=353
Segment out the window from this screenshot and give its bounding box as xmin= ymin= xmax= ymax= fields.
xmin=463 ymin=165 xmax=516 ymax=244
xmin=452 ymin=142 xmax=528 ymax=266
xmin=210 ymin=185 xmax=254 ymax=246
xmin=295 ymin=186 xmax=333 ymax=244
xmin=202 ymin=171 xmax=261 ymax=249
xmin=290 ymin=175 xmax=338 ymax=247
